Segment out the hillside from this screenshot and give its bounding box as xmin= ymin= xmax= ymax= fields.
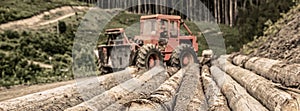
xmin=241 ymin=4 xmax=300 ymax=64
xmin=0 ymin=0 xmax=87 ymax=24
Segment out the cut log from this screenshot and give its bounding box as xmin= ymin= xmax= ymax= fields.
xmin=65 ymin=66 xmax=165 ymax=111
xmin=210 ymin=66 xmax=268 ymax=111
xmin=231 ymin=55 xmax=300 ymax=88
xmin=126 ymin=68 xmax=187 ymax=111
xmin=102 ymin=69 xmax=170 ymax=111
xmin=174 ymin=64 xmax=208 ymax=111
xmin=201 ymin=65 xmax=230 ymax=111
xmin=229 ymin=54 xmax=250 ymax=67
xmin=0 ymin=68 xmax=137 ymax=111
xmin=216 ymin=57 xmax=300 ymax=111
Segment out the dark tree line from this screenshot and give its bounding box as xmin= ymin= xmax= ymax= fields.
xmin=78 ymin=0 xmax=296 ymax=45
xmin=78 ymin=0 xmax=296 ymax=27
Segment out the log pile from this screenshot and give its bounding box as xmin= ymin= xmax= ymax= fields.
xmin=210 ymin=65 xmax=268 ymax=111
xmin=1 ymin=55 xmax=300 ymax=111
xmin=216 ymin=56 xmax=300 ymax=111
xmin=102 ymin=69 xmax=170 ymax=111
xmin=0 ymin=68 xmax=137 ymax=111
xmin=201 ymin=65 xmax=230 ymax=111
xmin=65 ymin=67 xmax=165 ymax=111
xmin=229 ymin=54 xmax=300 ymax=88
xmin=174 ymin=64 xmax=207 ymax=111
xmin=126 ymin=68 xmax=186 ymax=111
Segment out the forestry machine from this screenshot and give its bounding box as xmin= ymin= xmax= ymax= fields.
xmin=95 ymin=14 xmax=199 ymax=74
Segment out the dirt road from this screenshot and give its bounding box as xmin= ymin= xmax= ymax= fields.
xmin=0 ymin=6 xmax=89 ymax=31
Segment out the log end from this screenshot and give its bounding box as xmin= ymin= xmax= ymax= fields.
xmin=281 ymin=98 xmax=300 ymax=111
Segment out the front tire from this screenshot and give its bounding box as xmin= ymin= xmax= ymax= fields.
xmin=136 ymin=44 xmax=163 ymax=69
xmin=169 ymin=44 xmax=198 ymax=68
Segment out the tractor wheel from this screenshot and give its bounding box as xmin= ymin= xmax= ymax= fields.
xmin=136 ymin=44 xmax=163 ymax=69
xmin=169 ymin=44 xmax=198 ymax=68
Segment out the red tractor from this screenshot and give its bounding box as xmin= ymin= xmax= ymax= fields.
xmin=95 ymin=14 xmax=198 ymax=74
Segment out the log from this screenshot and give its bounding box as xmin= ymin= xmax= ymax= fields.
xmin=174 ymin=64 xmax=208 ymax=111
xmin=210 ymin=66 xmax=268 ymax=111
xmin=216 ymin=57 xmax=300 ymax=111
xmin=126 ymin=68 xmax=187 ymax=111
xmin=65 ymin=66 xmax=165 ymax=111
xmin=102 ymin=70 xmax=170 ymax=111
xmin=230 ymin=54 xmax=250 ymax=67
xmin=0 ymin=68 xmax=137 ymax=111
xmin=201 ymin=65 xmax=230 ymax=111
xmin=231 ymin=55 xmax=300 ymax=88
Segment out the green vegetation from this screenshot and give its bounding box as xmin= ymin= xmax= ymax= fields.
xmin=236 ymin=0 xmax=295 ymax=51
xmin=0 ymin=10 xmax=84 ymax=87
xmin=0 ymin=0 xmax=87 ymax=24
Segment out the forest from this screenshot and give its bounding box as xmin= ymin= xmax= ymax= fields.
xmin=80 ymin=0 xmax=297 ymax=51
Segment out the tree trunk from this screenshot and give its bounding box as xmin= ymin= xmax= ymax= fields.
xmin=0 ymin=68 xmax=137 ymax=110
xmin=174 ymin=64 xmax=208 ymax=111
xmin=201 ymin=65 xmax=230 ymax=111
xmin=229 ymin=0 xmax=233 ymax=26
xmin=155 ymin=0 xmax=158 ymax=14
xmin=225 ymin=0 xmax=229 ymax=25
xmin=103 ymin=68 xmax=169 ymax=111
xmin=189 ymin=0 xmax=193 ymax=21
xmin=234 ymin=0 xmax=238 ymax=25
xmin=230 ymin=55 xmax=300 ymax=88
xmin=186 ymin=0 xmax=189 ymax=20
xmin=126 ymin=68 xmax=186 ymax=111
xmin=216 ymin=56 xmax=300 ymax=111
xmin=65 ymin=67 xmax=165 ymax=111
xmin=217 ymin=0 xmax=221 ymax=23
xmin=214 ymin=0 xmax=218 ymax=22
xmin=210 ymin=66 xmax=268 ymax=111
xmin=138 ymin=0 xmax=141 ymax=14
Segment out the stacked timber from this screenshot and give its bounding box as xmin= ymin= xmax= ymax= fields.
xmin=65 ymin=66 xmax=165 ymax=111
xmin=0 ymin=68 xmax=137 ymax=110
xmin=201 ymin=65 xmax=230 ymax=111
xmin=216 ymin=56 xmax=300 ymax=111
xmin=210 ymin=66 xmax=268 ymax=111
xmin=126 ymin=68 xmax=186 ymax=111
xmin=229 ymin=54 xmax=300 ymax=88
xmin=103 ymin=68 xmax=170 ymax=111
xmin=174 ymin=64 xmax=207 ymax=111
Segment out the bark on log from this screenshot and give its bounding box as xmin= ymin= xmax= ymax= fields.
xmin=174 ymin=64 xmax=208 ymax=111
xmin=102 ymin=70 xmax=170 ymax=111
xmin=231 ymin=55 xmax=300 ymax=88
xmin=210 ymin=66 xmax=268 ymax=111
xmin=201 ymin=65 xmax=230 ymax=111
xmin=65 ymin=66 xmax=165 ymax=111
xmin=216 ymin=57 xmax=300 ymax=111
xmin=0 ymin=68 xmax=137 ymax=111
xmin=126 ymin=68 xmax=187 ymax=111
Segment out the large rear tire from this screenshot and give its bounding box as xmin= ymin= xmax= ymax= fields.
xmin=169 ymin=44 xmax=198 ymax=68
xmin=136 ymin=44 xmax=163 ymax=69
